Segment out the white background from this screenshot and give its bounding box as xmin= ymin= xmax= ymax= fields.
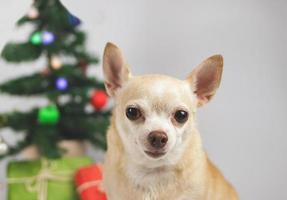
xmin=0 ymin=0 xmax=287 ymax=199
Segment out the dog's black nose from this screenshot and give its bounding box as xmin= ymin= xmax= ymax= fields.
xmin=148 ymin=131 xmax=168 ymax=149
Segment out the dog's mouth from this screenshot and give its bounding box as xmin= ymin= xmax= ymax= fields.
xmin=144 ymin=151 xmax=166 ymax=158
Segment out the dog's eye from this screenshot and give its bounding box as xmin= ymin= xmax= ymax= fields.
xmin=126 ymin=107 xmax=142 ymax=121
xmin=174 ymin=110 xmax=188 ymax=123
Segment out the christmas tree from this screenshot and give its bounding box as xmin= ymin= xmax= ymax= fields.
xmin=0 ymin=0 xmax=111 ymax=159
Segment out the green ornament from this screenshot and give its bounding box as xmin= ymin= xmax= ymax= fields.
xmin=38 ymin=106 xmax=60 ymax=125
xmin=30 ymin=32 xmax=42 ymax=45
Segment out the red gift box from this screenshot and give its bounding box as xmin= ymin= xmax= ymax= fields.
xmin=75 ymin=164 xmax=107 ymax=200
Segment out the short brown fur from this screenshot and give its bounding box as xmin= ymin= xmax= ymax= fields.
xmin=102 ymin=42 xmax=238 ymax=200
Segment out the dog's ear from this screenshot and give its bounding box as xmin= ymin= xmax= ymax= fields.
xmin=103 ymin=42 xmax=131 ymax=97
xmin=186 ymin=55 xmax=223 ymax=107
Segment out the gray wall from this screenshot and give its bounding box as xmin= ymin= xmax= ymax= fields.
xmin=1 ymin=0 xmax=287 ymax=199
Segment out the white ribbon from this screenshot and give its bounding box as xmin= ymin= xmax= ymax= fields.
xmin=77 ymin=180 xmax=102 ymax=194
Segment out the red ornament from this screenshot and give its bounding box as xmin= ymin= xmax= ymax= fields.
xmin=91 ymin=90 xmax=108 ymax=110
xmin=75 ymin=164 xmax=107 ymax=200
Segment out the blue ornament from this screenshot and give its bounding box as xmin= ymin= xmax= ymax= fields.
xmin=42 ymin=31 xmax=55 ymax=45
xmin=68 ymin=14 xmax=81 ymax=26
xmin=56 ymin=77 xmax=68 ymax=91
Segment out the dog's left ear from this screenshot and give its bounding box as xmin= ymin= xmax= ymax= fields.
xmin=103 ymin=42 xmax=131 ymax=97
xmin=186 ymin=55 xmax=223 ymax=107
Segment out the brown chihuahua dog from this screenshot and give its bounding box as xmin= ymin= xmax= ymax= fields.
xmin=102 ymin=42 xmax=238 ymax=200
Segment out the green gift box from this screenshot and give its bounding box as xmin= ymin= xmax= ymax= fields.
xmin=7 ymin=157 xmax=93 ymax=200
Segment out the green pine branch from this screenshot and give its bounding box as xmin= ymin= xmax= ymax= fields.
xmin=0 ymin=66 xmax=105 ymax=96
xmin=0 ymin=106 xmax=110 ymax=159
xmin=1 ymin=42 xmax=42 ymax=62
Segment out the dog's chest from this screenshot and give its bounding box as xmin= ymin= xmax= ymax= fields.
xmin=125 ymin=165 xmax=195 ymax=200
xmin=126 ymin=163 xmax=174 ymax=189
xmin=142 ymin=190 xmax=194 ymax=200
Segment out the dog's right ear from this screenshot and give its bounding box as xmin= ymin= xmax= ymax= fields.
xmin=103 ymin=42 xmax=131 ymax=97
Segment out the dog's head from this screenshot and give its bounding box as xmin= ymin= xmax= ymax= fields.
xmin=103 ymin=43 xmax=223 ymax=168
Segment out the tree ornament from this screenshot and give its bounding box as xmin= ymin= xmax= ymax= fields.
xmin=84 ymin=104 xmax=94 ymax=114
xmin=58 ymin=95 xmax=72 ymax=105
xmin=55 ymin=77 xmax=68 ymax=91
xmin=27 ymin=6 xmax=39 ymax=19
xmin=38 ymin=105 xmax=60 ymax=125
xmin=79 ymin=60 xmax=88 ymax=73
xmin=41 ymin=67 xmax=50 ymax=76
xmin=51 ymin=56 xmax=62 ymax=69
xmin=91 ymin=90 xmax=108 ymax=110
xmin=0 ymin=136 xmax=8 ymax=155
xmin=68 ymin=14 xmax=81 ymax=26
xmin=30 ymin=32 xmax=42 ymax=45
xmin=42 ymin=31 xmax=55 ymax=45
